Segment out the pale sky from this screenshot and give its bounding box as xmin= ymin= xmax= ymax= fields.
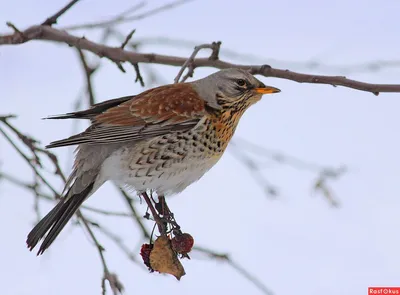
xmin=1 ymin=1 xmax=400 ymax=295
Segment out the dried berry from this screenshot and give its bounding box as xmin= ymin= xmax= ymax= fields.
xmin=140 ymin=243 xmax=154 ymax=272
xmin=171 ymin=233 xmax=194 ymax=255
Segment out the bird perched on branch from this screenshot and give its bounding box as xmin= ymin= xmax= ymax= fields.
xmin=26 ymin=68 xmax=281 ymax=254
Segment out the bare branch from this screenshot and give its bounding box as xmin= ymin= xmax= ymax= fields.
xmin=1 ymin=25 xmax=398 ymax=94
xmin=125 ymin=36 xmax=400 ymax=74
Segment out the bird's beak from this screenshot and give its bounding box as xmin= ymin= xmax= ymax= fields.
xmin=254 ymin=86 xmax=281 ymax=94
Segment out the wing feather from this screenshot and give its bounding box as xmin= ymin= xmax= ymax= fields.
xmin=46 ymin=84 xmax=208 ymax=148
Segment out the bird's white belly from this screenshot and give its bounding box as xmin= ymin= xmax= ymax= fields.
xmin=134 ymin=160 xmax=214 ymax=195
xmin=100 ymin=147 xmax=219 ymax=196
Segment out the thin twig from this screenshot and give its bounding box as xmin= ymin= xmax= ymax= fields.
xmin=0 ymin=171 xmax=133 ymax=217
xmin=0 ymin=126 xmax=60 ymax=196
xmin=91 ymin=219 xmax=140 ymax=264
xmin=64 ymin=0 xmax=192 ymax=31
xmin=120 ymin=29 xmax=136 ymax=49
xmin=0 ymin=116 xmax=123 ymax=295
xmin=229 ymin=143 xmax=279 ymax=198
xmin=131 ymin=62 xmax=145 ymax=86
xmin=1 ymin=115 xmax=66 ymax=181
xmin=230 ymin=138 xmax=346 ymax=205
xmin=77 ymin=48 xmax=96 ymax=105
xmin=194 ymin=246 xmax=274 ymax=295
xmin=118 ymin=29 xmax=146 ymax=87
xmin=78 ymin=211 xmax=124 ymax=295
xmin=118 ymin=187 xmax=151 ymax=239
xmin=232 ymin=137 xmax=332 ymax=172
xmin=174 ymin=42 xmax=221 ymax=83
xmin=41 ymin=0 xmax=81 ymax=26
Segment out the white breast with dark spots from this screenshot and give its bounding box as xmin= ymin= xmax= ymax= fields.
xmin=101 ymin=122 xmax=225 ymax=196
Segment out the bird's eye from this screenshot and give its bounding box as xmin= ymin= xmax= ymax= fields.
xmin=236 ymin=79 xmax=246 ymax=87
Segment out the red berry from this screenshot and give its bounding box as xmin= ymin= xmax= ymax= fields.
xmin=171 ymin=233 xmax=194 ymax=255
xmin=140 ymin=243 xmax=154 ymax=272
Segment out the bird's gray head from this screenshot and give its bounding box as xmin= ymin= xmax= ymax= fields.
xmin=190 ymin=68 xmax=280 ymax=110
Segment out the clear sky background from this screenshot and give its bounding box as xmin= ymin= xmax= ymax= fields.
xmin=1 ymin=1 xmax=400 ymax=295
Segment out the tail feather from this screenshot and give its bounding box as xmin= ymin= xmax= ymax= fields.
xmin=44 ymin=96 xmax=133 ymax=120
xmin=26 ymin=182 xmax=94 ymax=255
xmin=45 ymin=133 xmax=91 ymax=149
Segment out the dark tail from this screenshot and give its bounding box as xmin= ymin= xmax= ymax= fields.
xmin=44 ymin=96 xmax=133 ymax=120
xmin=26 ymin=182 xmax=94 ymax=255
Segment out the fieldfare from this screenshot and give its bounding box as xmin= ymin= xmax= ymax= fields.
xmin=26 ymin=68 xmax=281 ymax=254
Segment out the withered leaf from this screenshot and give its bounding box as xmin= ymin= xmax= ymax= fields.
xmin=149 ymin=236 xmax=186 ymax=280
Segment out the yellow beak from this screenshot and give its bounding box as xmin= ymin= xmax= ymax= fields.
xmin=254 ymin=86 xmax=281 ymax=94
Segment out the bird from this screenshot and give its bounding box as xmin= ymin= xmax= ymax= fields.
xmin=26 ymin=68 xmax=281 ymax=255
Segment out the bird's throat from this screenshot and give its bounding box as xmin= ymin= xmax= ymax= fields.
xmin=206 ymin=107 xmax=247 ymax=150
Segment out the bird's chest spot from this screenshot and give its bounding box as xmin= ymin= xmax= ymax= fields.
xmin=206 ymin=110 xmax=243 ymax=150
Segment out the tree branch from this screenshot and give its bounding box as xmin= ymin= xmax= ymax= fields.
xmin=1 ymin=25 xmax=399 ymax=95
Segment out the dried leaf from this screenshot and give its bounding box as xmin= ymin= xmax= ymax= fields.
xmin=150 ymin=236 xmax=185 ymax=280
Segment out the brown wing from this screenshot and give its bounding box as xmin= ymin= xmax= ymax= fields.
xmin=46 ymin=84 xmax=208 ymax=148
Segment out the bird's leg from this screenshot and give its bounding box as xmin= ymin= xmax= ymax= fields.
xmin=155 ymin=195 xmax=182 ymax=235
xmin=141 ymin=191 xmax=167 ymax=235
xmin=156 ymin=195 xmax=171 ymax=217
